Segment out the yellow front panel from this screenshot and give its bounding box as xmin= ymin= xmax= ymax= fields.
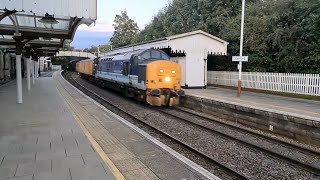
xmin=146 ymin=60 xmax=181 ymax=90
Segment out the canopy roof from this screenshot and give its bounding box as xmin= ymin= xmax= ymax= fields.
xmin=0 ymin=0 xmax=97 ymax=56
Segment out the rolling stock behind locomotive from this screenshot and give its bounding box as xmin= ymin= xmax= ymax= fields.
xmin=76 ymin=49 xmax=185 ymax=106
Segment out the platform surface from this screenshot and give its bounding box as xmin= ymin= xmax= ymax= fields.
xmin=55 ymin=72 xmax=210 ymax=180
xmin=0 ymin=72 xmax=212 ymax=180
xmin=184 ymin=87 xmax=320 ymax=121
xmin=0 ymin=76 xmax=117 ymax=180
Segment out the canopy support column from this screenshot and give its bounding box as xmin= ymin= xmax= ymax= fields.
xmin=25 ymin=46 xmax=31 ymax=91
xmin=35 ymin=59 xmax=38 ymax=79
xmin=36 ymin=58 xmax=39 ymax=79
xmin=32 ymin=56 xmax=35 ymax=85
xmin=13 ymin=34 xmax=23 ymax=104
xmin=33 ymin=60 xmax=36 ymax=83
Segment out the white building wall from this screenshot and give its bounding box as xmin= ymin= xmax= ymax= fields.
xmin=39 ymin=57 xmax=51 ymax=71
xmin=171 ymin=57 xmax=186 ymax=86
xmin=169 ymin=34 xmax=227 ymax=87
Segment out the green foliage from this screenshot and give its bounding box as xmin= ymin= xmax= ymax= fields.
xmin=83 ymin=44 xmax=112 ymax=56
xmin=83 ymin=45 xmax=98 ymax=54
xmin=134 ymin=0 xmax=320 ymax=73
xmin=61 ymin=40 xmax=74 ymax=51
xmin=110 ymin=10 xmax=139 ymax=48
xmin=99 ymin=44 xmax=112 ymax=53
xmin=51 ymin=56 xmax=70 ymax=70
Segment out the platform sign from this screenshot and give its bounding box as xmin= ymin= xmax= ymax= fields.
xmin=232 ymin=56 xmax=248 ymax=62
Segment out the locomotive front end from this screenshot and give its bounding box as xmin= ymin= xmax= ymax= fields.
xmin=145 ymin=60 xmax=185 ymax=106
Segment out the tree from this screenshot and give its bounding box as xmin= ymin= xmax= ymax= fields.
xmin=99 ymin=44 xmax=112 ymax=53
xmin=83 ymin=44 xmax=112 ymax=56
xmin=61 ymin=40 xmax=74 ymax=51
xmin=110 ymin=10 xmax=139 ymax=48
xmin=51 ymin=56 xmax=70 ymax=70
xmin=133 ymin=0 xmax=320 ymax=73
xmin=83 ymin=45 xmax=98 ymax=54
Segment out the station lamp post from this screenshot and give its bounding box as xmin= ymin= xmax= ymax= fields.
xmin=236 ymin=0 xmax=247 ymax=97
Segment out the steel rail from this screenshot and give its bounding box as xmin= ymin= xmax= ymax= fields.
xmin=157 ymin=108 xmax=320 ymax=176
xmin=176 ymin=107 xmax=320 ymax=157
xmin=63 ymin=72 xmax=248 ymax=180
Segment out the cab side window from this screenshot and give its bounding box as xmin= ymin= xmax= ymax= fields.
xmin=151 ymin=50 xmax=161 ymax=59
xmin=142 ymin=52 xmax=151 ymax=59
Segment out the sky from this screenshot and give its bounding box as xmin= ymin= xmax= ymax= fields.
xmin=71 ymin=0 xmax=170 ymax=49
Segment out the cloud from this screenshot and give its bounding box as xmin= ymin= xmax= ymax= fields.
xmin=71 ymin=30 xmax=113 ymax=49
xmin=78 ymin=20 xmax=114 ymax=32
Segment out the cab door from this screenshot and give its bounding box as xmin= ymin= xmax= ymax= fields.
xmin=122 ymin=62 xmax=129 ymax=76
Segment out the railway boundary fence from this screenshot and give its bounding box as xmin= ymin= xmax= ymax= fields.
xmin=208 ymin=71 xmax=320 ymax=96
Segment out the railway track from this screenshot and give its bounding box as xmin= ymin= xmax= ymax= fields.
xmin=63 ymin=71 xmax=247 ymax=179
xmin=156 ymin=108 xmax=320 ymax=176
xmin=63 ymin=71 xmax=319 ymax=179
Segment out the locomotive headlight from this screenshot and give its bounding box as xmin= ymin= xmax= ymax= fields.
xmin=165 ymin=77 xmax=171 ymax=82
xmin=160 ymin=70 xmax=164 ymax=73
xmin=172 ymin=70 xmax=176 ymax=74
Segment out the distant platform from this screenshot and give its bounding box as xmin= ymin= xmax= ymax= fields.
xmin=182 ymin=87 xmax=320 ymax=146
xmin=184 ymin=87 xmax=320 ymax=120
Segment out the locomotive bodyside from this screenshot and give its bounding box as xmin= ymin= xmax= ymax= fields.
xmin=76 ymin=49 xmax=184 ymax=106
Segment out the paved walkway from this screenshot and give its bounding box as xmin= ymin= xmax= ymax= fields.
xmin=0 ymin=75 xmax=116 ymax=180
xmin=0 ymin=72 xmax=216 ymax=180
xmin=184 ymin=87 xmax=320 ymax=121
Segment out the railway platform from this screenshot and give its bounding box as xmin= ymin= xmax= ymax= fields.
xmin=182 ymin=87 xmax=320 ymax=146
xmin=184 ymin=87 xmax=320 ymax=119
xmin=0 ymin=71 xmax=216 ymax=180
xmin=0 ymin=74 xmax=117 ymax=180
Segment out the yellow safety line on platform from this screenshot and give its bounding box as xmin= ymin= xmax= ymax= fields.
xmin=69 ymin=110 xmax=126 ymax=180
xmin=56 ymin=79 xmax=126 ymax=180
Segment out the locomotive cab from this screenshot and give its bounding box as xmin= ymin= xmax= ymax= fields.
xmin=145 ymin=60 xmax=184 ymax=106
xmin=129 ymin=50 xmax=185 ymax=106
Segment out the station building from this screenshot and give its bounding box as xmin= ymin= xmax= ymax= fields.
xmin=102 ymin=30 xmax=229 ymax=88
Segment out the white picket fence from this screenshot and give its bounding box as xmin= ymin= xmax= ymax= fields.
xmin=208 ymin=71 xmax=320 ymax=96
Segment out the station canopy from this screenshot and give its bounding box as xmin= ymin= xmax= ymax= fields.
xmin=0 ymin=0 xmax=97 ymax=56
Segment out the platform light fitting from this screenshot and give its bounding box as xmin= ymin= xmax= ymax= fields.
xmin=41 ymin=37 xmax=53 ymax=41
xmin=38 ymin=13 xmax=59 ymax=24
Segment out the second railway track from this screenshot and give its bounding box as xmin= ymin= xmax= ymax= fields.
xmin=156 ymin=107 xmax=320 ymax=176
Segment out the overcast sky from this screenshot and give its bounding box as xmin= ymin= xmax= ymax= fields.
xmin=71 ymin=0 xmax=170 ymax=48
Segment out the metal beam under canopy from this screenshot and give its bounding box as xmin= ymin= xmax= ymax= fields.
xmin=0 ymin=0 xmax=97 ymax=54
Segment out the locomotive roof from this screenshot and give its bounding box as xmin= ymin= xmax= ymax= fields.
xmin=99 ymin=49 xmax=144 ymax=60
xmin=99 ymin=48 xmax=169 ymax=61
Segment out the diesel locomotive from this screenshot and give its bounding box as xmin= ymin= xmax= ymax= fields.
xmin=76 ymin=49 xmax=185 ymax=106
